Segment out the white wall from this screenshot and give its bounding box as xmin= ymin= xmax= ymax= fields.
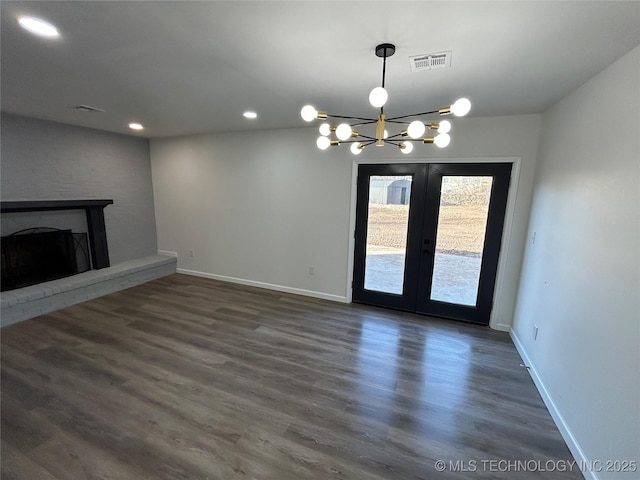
xmin=1 ymin=114 xmax=158 ymax=264
xmin=511 ymin=46 xmax=640 ymax=479
xmin=150 ymin=128 xmax=353 ymax=302
xmin=150 ymin=114 xmax=540 ymax=326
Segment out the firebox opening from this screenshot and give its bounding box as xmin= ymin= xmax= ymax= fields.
xmin=1 ymin=227 xmax=91 ymax=292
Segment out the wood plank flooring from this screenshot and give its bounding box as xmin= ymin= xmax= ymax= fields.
xmin=1 ymin=274 xmax=582 ymax=479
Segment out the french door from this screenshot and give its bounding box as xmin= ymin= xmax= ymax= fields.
xmin=352 ymin=162 xmax=511 ymax=325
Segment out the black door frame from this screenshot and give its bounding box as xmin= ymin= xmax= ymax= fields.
xmin=352 ymin=162 xmax=512 ymax=325
xmin=415 ymin=163 xmax=512 ymax=323
xmin=352 ymin=163 xmax=427 ymax=310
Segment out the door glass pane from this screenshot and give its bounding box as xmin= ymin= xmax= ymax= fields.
xmin=430 ymin=176 xmax=493 ymax=306
xmin=364 ymin=175 xmax=412 ymax=294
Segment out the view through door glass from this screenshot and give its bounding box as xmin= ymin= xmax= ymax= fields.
xmin=430 ymin=176 xmax=493 ymax=306
xmin=353 ymin=162 xmax=512 ymax=325
xmin=364 ymin=175 xmax=412 ymax=295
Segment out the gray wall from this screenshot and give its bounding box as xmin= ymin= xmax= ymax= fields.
xmin=512 ymin=46 xmax=639 ymax=477
xmin=1 ymin=113 xmax=157 ymax=264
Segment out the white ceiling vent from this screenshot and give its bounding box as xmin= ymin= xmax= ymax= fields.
xmin=409 ymin=51 xmax=452 ymax=72
xmin=73 ymin=105 xmax=105 ymax=113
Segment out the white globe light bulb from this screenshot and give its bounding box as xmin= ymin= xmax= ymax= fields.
xmin=301 ymin=105 xmax=317 ymax=122
xmin=451 ymin=98 xmax=471 ymax=117
xmin=369 ymin=87 xmax=388 ymax=108
xmin=350 ymin=143 xmax=363 ymax=155
xmin=401 ymin=142 xmax=414 ymax=155
xmin=437 ymin=120 xmax=452 ymax=134
xmin=434 ymin=133 xmax=451 ymax=148
xmin=407 ymin=121 xmax=426 ymax=139
xmin=336 ymin=123 xmax=352 ymax=141
xmin=316 ymin=136 xmax=331 ymax=150
xmin=319 ymin=123 xmax=331 ymax=136
xmin=383 ymin=129 xmax=389 ymax=139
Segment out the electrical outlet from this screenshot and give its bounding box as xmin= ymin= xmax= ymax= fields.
xmin=308 ymin=266 xmax=315 ymax=276
xmin=531 ymin=231 xmax=537 ymax=245
xmin=533 ymin=324 xmax=539 ymax=340
xmin=189 ymin=249 xmax=195 ymax=258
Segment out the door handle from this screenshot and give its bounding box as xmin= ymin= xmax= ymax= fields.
xmin=423 ymin=249 xmax=431 ymax=255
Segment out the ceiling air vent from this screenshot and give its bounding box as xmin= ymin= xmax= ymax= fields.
xmin=73 ymin=105 xmax=105 ymax=113
xmin=409 ymin=51 xmax=452 ymax=72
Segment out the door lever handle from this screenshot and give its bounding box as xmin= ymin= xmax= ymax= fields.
xmin=423 ymin=249 xmax=431 ymax=255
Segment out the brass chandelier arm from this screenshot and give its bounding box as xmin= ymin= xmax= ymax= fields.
xmin=385 ymin=132 xmax=405 ymax=139
xmin=385 ymin=109 xmax=441 ymax=122
xmin=353 ymin=134 xmax=377 ymax=141
xmin=326 ymin=114 xmax=377 ymax=122
xmin=342 ymin=139 xmax=378 ymax=147
xmin=349 ymin=120 xmax=379 ymax=127
xmin=338 ymin=139 xmax=376 ymax=144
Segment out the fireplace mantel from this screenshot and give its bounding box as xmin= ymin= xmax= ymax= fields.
xmin=1 ymin=199 xmax=114 ymax=269
xmin=0 ymin=199 xmax=113 ymax=213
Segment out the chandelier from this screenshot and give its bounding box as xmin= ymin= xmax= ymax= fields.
xmin=300 ymin=43 xmax=471 ymax=155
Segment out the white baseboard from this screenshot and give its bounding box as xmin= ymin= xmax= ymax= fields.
xmin=510 ymin=330 xmax=593 ymax=480
xmin=176 ymin=268 xmax=349 ymax=304
xmin=490 ymin=322 xmax=511 ymax=332
xmin=157 ymin=250 xmax=178 ymax=258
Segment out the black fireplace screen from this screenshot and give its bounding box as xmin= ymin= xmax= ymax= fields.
xmin=1 ymin=228 xmax=91 ymax=292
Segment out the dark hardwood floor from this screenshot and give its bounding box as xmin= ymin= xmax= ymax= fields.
xmin=1 ymin=274 xmax=582 ymax=479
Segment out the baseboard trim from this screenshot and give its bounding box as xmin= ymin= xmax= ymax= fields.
xmin=157 ymin=250 xmax=178 ymax=258
xmin=510 ymin=330 xmax=594 ymax=480
xmin=177 ymin=268 xmax=349 ymax=304
xmin=490 ymin=322 xmax=511 ymax=332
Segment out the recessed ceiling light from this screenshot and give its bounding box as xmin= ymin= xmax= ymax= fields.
xmin=129 ymin=123 xmax=144 ymax=130
xmin=17 ymin=16 xmax=60 ymax=38
xmin=243 ymin=111 xmax=258 ymax=119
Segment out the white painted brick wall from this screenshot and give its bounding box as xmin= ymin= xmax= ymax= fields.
xmin=1 ymin=113 xmax=157 ymax=264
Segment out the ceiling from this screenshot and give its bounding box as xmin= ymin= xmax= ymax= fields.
xmin=2 ymin=1 xmax=639 ymax=138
